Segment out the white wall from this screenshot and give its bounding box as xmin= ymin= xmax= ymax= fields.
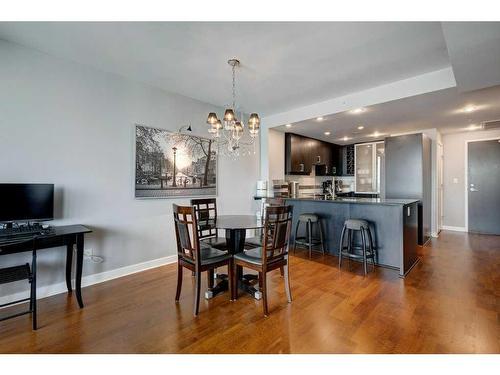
xmin=0 ymin=40 xmax=259 ymax=300
xmin=442 ymin=128 xmax=500 ymax=229
xmin=268 ymin=129 xmax=285 ymax=181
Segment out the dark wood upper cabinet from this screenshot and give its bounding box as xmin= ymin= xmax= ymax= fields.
xmin=285 ymin=133 xmax=311 ymax=174
xmin=285 ymin=133 xmax=340 ymax=175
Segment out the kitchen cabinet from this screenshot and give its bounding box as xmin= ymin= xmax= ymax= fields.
xmin=355 ymin=141 xmax=385 ymax=194
xmin=285 ymin=133 xmax=340 ymax=175
xmin=285 ymin=133 xmax=311 ymax=174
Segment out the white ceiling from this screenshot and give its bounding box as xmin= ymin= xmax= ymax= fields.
xmin=442 ymin=22 xmax=500 ymax=92
xmin=273 ymin=84 xmax=500 ymax=144
xmin=0 ymin=22 xmax=451 ymax=115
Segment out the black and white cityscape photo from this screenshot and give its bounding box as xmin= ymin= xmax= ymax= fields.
xmin=135 ymin=125 xmax=217 ymax=198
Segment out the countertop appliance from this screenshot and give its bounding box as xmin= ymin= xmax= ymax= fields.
xmin=288 ymin=181 xmax=300 ymax=198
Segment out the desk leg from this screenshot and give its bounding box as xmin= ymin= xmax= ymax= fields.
xmin=75 ymin=234 xmax=84 ymax=308
xmin=65 ymin=244 xmax=73 ymax=292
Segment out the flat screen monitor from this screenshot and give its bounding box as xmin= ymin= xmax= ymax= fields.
xmin=0 ymin=183 xmax=54 ymax=223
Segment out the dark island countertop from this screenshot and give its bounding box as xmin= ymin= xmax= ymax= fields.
xmin=285 ymin=197 xmax=420 ymax=206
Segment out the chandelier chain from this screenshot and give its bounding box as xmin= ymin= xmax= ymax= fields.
xmin=232 ymin=63 xmax=236 ymax=110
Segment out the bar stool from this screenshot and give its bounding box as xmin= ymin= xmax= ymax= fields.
xmin=338 ymin=219 xmax=375 ymax=276
xmin=293 ymin=213 xmax=325 ymax=258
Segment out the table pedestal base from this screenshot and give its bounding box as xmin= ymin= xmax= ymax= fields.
xmin=205 ymin=273 xmax=262 ymax=300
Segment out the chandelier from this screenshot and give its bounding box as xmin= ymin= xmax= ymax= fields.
xmin=206 ymin=59 xmax=260 ymax=157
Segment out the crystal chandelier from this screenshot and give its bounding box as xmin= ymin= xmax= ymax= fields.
xmin=206 ymin=59 xmax=260 ymax=157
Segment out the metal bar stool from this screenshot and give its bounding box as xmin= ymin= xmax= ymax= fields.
xmin=0 ymin=238 xmax=37 ymax=330
xmin=293 ymin=213 xmax=325 ymax=258
xmin=338 ymin=219 xmax=375 ymax=275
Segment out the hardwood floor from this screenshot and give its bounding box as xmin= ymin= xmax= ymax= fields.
xmin=0 ymin=231 xmax=498 ymax=353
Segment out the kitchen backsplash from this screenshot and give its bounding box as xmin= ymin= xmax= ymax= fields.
xmin=285 ymin=174 xmax=355 ymax=197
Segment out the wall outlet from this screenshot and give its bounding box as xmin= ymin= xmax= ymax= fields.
xmin=83 ymin=248 xmax=104 ymax=263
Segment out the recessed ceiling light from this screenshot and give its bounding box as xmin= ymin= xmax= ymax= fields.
xmin=351 ymin=108 xmax=366 ymax=114
xmin=316 ymin=117 xmax=324 ymax=121
xmin=357 ymin=125 xmax=364 ymax=130
xmin=341 ymin=136 xmax=351 ymax=141
xmin=463 ymin=105 xmax=477 ymax=113
xmin=324 ymin=131 xmax=331 ymax=136
xmin=285 ymin=124 xmax=292 ymax=127
xmin=467 ymin=124 xmax=483 ymax=131
xmin=371 ymin=131 xmax=382 ymax=137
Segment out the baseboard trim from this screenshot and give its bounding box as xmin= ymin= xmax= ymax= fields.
xmin=441 ymin=225 xmax=467 ymax=232
xmin=0 ymin=255 xmax=177 ymax=307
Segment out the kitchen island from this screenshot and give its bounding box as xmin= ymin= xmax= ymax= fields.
xmin=285 ymin=197 xmax=420 ymax=277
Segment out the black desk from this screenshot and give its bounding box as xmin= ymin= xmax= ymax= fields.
xmin=0 ymin=225 xmax=92 ymax=308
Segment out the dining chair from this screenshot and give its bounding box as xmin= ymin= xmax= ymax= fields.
xmin=0 ymin=237 xmax=37 ymax=330
xmin=233 ymin=205 xmax=293 ymax=316
xmin=173 ymin=204 xmax=234 ymax=316
xmin=190 ymin=198 xmax=228 ymax=251
xmin=245 ymin=197 xmax=285 ymax=248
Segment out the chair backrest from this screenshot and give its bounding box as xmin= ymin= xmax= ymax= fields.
xmin=262 ymin=205 xmax=293 ymax=264
xmin=260 ymin=197 xmax=285 ymax=220
xmin=190 ymin=198 xmax=218 ymax=239
xmin=172 ymin=204 xmax=201 ymax=266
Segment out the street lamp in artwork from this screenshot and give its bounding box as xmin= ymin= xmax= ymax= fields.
xmin=172 ymin=146 xmax=177 ymax=187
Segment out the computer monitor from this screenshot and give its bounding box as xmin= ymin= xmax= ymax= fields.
xmin=0 ymin=183 xmax=54 ymax=223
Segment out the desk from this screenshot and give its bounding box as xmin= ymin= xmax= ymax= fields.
xmin=0 ymin=225 xmax=92 ymax=308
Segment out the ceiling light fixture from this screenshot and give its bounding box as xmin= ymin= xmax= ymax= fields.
xmin=206 ymin=59 xmax=259 ymax=157
xmin=371 ymin=131 xmax=382 ymax=137
xmin=463 ymin=105 xmax=477 ymax=113
xmin=324 ymin=131 xmax=331 ymax=136
xmin=316 ymin=117 xmax=324 ymax=121
xmin=351 ymin=108 xmax=366 ymax=114
xmin=285 ymin=124 xmax=292 ymax=128
xmin=341 ymin=136 xmax=351 ymax=141
xmin=467 ymin=124 xmax=483 ymax=131
xmin=357 ymin=125 xmax=364 ymax=130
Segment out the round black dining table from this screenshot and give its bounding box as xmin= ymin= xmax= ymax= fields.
xmin=205 ymin=215 xmax=264 ymax=300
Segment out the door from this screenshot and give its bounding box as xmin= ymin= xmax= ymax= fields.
xmin=468 ymin=139 xmax=500 ymax=235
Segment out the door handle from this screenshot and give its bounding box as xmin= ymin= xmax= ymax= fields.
xmin=470 ymin=187 xmax=478 ymax=192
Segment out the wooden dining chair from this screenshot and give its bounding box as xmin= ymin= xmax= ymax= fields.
xmin=233 ymin=205 xmax=293 ymax=316
xmin=173 ymin=204 xmax=234 ymax=316
xmin=245 ymin=197 xmax=285 ymax=247
xmin=190 ymin=198 xmax=228 ymax=251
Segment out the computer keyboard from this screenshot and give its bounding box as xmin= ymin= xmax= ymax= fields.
xmin=0 ymin=225 xmax=53 ymax=239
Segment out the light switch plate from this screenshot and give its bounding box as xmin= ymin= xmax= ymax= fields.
xmin=453 ymin=178 xmax=459 ymax=184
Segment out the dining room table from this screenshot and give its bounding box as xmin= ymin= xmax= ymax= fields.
xmin=202 ymin=214 xmax=265 ymax=300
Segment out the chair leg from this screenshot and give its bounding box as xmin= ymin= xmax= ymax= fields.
xmin=175 ymin=263 xmax=183 ymax=302
xmin=31 ymin=251 xmax=37 ymax=330
xmin=318 ymin=220 xmax=325 ymax=255
xmin=361 ymin=229 xmax=368 ymax=276
xmin=261 ymin=271 xmax=269 ymax=316
xmin=207 ymin=269 xmax=214 ymax=290
xmin=347 ymin=229 xmax=352 ymax=271
xmin=280 ymin=266 xmax=284 ymax=277
xmin=339 ymin=225 xmax=346 ymax=269
xmin=228 ymin=262 xmax=234 ymax=301
xmin=307 ymin=220 xmax=312 ymax=258
xmin=232 ymin=264 xmax=239 ymax=300
xmin=367 ymin=227 xmax=376 ymax=272
xmin=193 ymin=271 xmax=201 ymax=316
xmin=284 ymin=260 xmax=292 ymax=303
